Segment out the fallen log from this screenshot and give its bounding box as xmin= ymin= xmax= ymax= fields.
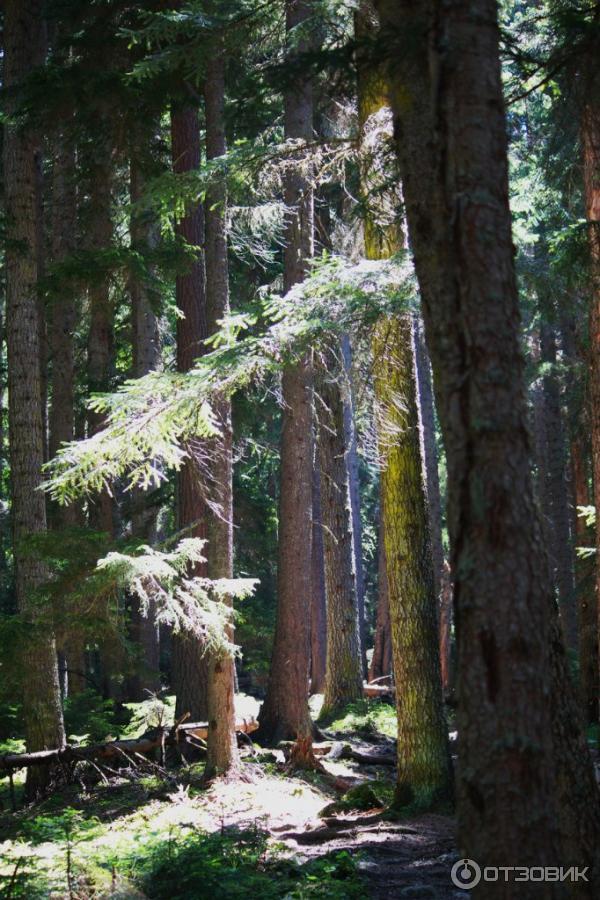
xmin=362 ymin=682 xmax=395 ymax=699
xmin=340 ymin=745 xmax=396 ymax=766
xmin=0 ymin=718 xmax=258 ymax=773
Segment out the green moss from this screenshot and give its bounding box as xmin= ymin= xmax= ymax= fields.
xmin=323 ymin=699 xmax=397 ymax=738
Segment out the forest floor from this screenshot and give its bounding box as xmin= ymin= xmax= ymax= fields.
xmin=0 ymin=696 xmax=461 ymax=899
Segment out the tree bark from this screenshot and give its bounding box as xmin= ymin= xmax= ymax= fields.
xmin=127 ymin=143 xmax=162 ymax=701
xmin=571 ymin=439 xmax=598 ymax=723
xmin=368 ymin=511 xmax=392 ymax=682
xmin=357 ymin=3 xmax=450 ymax=806
xmin=583 ymin=99 xmax=600 ymax=728
xmin=412 ymin=316 xmax=444 ymax=601
xmin=170 ymin=102 xmax=210 ymax=723
xmin=257 ymin=0 xmax=316 ymax=761
xmin=84 ymin=138 xmax=116 ymax=538
xmin=539 ymin=302 xmax=577 ymax=651
xmin=377 ymin=0 xmax=600 ymax=884
xmin=318 ymin=342 xmax=363 ymax=718
xmin=374 ymin=317 xmax=452 ymax=806
xmin=340 ymin=334 xmax=367 ymax=676
xmin=310 ymin=457 xmax=327 ymax=694
xmin=4 ymin=0 xmax=65 ymax=798
xmin=48 ymin=121 xmax=87 ymax=697
xmin=203 ymin=47 xmax=240 ymax=779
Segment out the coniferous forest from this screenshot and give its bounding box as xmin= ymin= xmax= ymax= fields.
xmin=1 ymin=0 xmax=600 ymax=897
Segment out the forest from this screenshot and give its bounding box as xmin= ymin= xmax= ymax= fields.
xmin=1 ymin=0 xmax=600 ymax=897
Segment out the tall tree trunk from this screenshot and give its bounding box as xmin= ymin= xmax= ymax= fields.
xmin=374 ymin=318 xmax=452 ymax=806
xmin=127 ymin=144 xmax=162 ymax=701
xmin=357 ymin=3 xmax=451 ymax=805
xmin=558 ymin=309 xmax=597 ymax=720
xmin=318 ymin=342 xmax=363 ymax=718
xmin=4 ymin=0 xmax=65 ymax=798
xmin=85 ymin=142 xmax=116 ymax=538
xmin=377 ymin=0 xmax=600 ymax=883
xmin=340 ymin=335 xmax=367 ymax=676
xmin=48 ymin=126 xmax=86 ymax=696
xmin=203 ymin=47 xmax=240 ymax=779
xmin=0 ymin=296 xmax=6 ymax=579
xmin=412 ymin=316 xmax=444 ymax=600
xmin=170 ymin=102 xmax=210 ymax=722
xmin=583 ymin=99 xmax=600 ymax=727
xmin=368 ymin=510 xmax=392 ymax=681
xmin=83 ymin=131 xmax=120 ymax=699
xmin=438 ymin=560 xmax=453 ymax=700
xmin=310 ymin=457 xmax=327 ymax=694
xmin=257 ymin=0 xmax=316 ymax=762
xmin=539 ymin=308 xmax=577 ymax=650
xmin=571 ymin=440 xmax=598 ymax=723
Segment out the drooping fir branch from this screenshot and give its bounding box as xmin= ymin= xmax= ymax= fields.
xmin=43 ymin=254 xmax=416 ymax=504
xmin=97 ymin=537 xmax=257 ymax=657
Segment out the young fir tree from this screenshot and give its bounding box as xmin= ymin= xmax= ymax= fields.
xmin=3 ymin=0 xmax=65 ymax=797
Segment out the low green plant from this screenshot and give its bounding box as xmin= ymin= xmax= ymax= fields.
xmin=324 ymin=699 xmax=397 ymax=738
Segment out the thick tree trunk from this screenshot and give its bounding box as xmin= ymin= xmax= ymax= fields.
xmin=583 ymin=100 xmax=600 ymax=727
xmin=357 ymin=4 xmax=450 ymax=805
xmin=127 ymin=147 xmax=162 ymax=701
xmin=48 ymin=126 xmax=87 ymax=697
xmin=368 ymin=512 xmax=392 ymax=682
xmin=374 ymin=318 xmax=452 ymax=806
xmin=0 ymin=297 xmax=6 ymax=578
xmin=310 ymin=457 xmax=327 ymax=694
xmin=438 ymin=560 xmax=453 ymax=700
xmin=170 ymin=102 xmax=210 ymax=723
xmin=571 ymin=439 xmax=598 ymax=723
xmin=539 ymin=309 xmax=577 ymax=650
xmin=318 ymin=342 xmax=363 ymax=718
xmin=412 ymin=316 xmax=444 ymax=600
xmin=203 ymin=48 xmax=240 ymax=779
xmin=4 ymin=0 xmax=65 ymax=798
xmin=377 ymin=0 xmax=600 ymax=884
xmin=85 ymin=141 xmax=116 ymax=538
xmin=257 ymin=0 xmax=316 ymax=761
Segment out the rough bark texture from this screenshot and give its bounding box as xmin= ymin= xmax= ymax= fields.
xmin=170 ymin=103 xmax=210 ymax=722
xmin=203 ymin=49 xmax=240 ymax=779
xmin=438 ymin=560 xmax=453 ymax=699
xmin=374 ymin=318 xmax=452 ymax=806
xmin=376 ymin=0 xmax=600 ymax=886
xmin=571 ymin=439 xmax=598 ymax=723
xmin=584 ymin=99 xmax=600 ymax=727
xmin=539 ymin=306 xmax=577 ymax=651
xmin=127 ymin=147 xmax=161 ymax=701
xmin=48 ymin=124 xmax=87 ymax=697
xmin=358 ymin=3 xmax=450 ymax=805
xmin=318 ymin=343 xmax=363 ymax=718
xmin=310 ymin=457 xmax=327 ymax=694
xmin=368 ymin=511 xmax=392 ymax=682
xmin=412 ymin=316 xmax=444 ymax=600
xmin=84 ymin=138 xmax=115 ymax=538
xmin=4 ymin=0 xmax=65 ymax=798
xmin=257 ymin=0 xmax=315 ymax=757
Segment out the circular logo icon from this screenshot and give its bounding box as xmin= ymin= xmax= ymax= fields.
xmin=451 ymin=858 xmax=482 ymax=890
